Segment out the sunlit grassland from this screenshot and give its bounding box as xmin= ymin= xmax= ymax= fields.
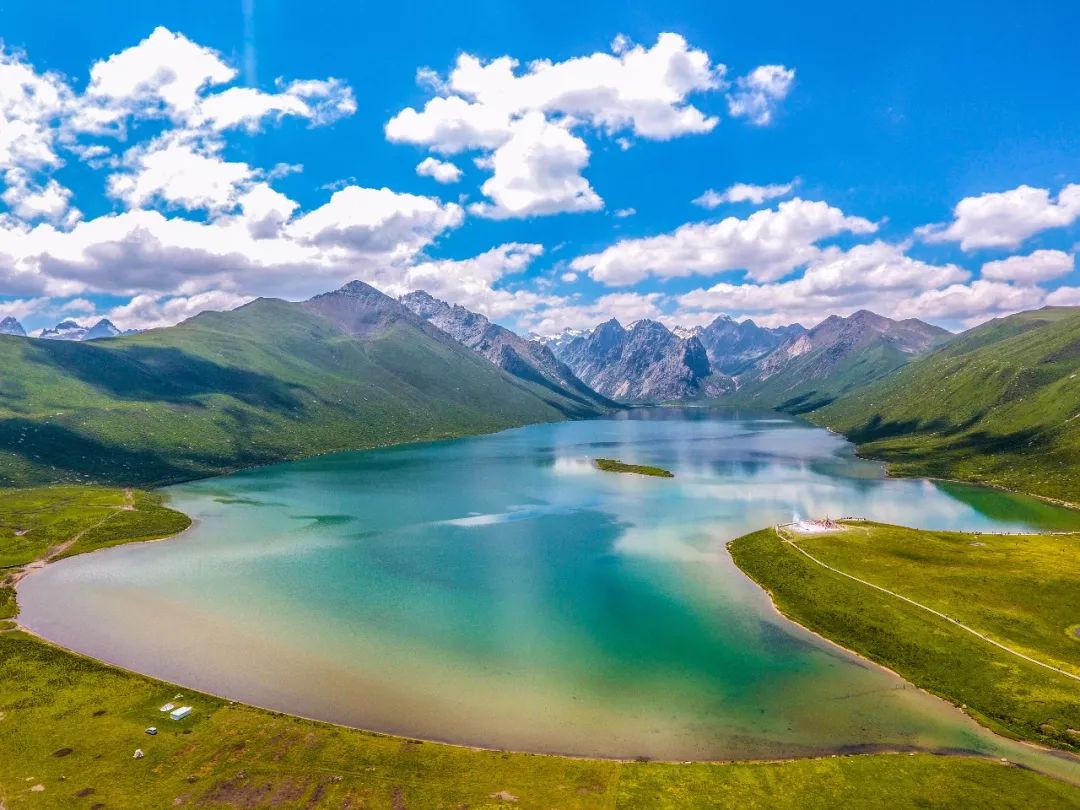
xmin=729 ymin=523 xmax=1080 ymax=752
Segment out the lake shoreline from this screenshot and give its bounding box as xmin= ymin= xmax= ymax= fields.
xmin=723 ymin=533 xmax=1080 ymax=772
xmin=10 ymin=410 xmax=1080 ymax=784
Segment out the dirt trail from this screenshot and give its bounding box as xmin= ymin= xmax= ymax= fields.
xmin=2 ymin=489 xmax=135 ymax=590
xmin=775 ymin=524 xmax=1080 ymax=683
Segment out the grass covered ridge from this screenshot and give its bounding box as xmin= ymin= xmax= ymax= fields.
xmin=729 ymin=522 xmax=1080 ymax=752
xmin=594 ymin=458 xmax=674 ymax=477
xmin=815 ymin=307 xmax=1080 ymax=503
xmin=0 ymin=292 xmax=607 ymax=488
xmin=3 ymin=487 xmax=1078 ymax=807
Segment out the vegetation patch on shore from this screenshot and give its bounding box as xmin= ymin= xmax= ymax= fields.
xmin=594 ymin=458 xmax=674 ymax=477
xmin=3 ymin=487 xmax=1078 ymax=807
xmin=729 ymin=522 xmax=1080 ymax=752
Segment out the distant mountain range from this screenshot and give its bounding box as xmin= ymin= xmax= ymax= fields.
xmin=0 ymin=317 xmax=136 ymax=341
xmin=538 ymin=309 xmax=945 ymax=409
xmin=400 ymin=291 xmax=613 ymax=413
xmin=724 ymin=309 xmax=951 ymax=412
xmin=550 ymin=318 xmax=733 ymax=401
xmin=6 ymin=278 xmax=1076 ymax=503
xmin=679 ymin=316 xmax=807 ymax=375
xmin=0 ymin=317 xmax=26 ymax=337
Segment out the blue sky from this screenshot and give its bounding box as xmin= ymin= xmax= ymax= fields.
xmin=1 ymin=0 xmax=1078 ymax=334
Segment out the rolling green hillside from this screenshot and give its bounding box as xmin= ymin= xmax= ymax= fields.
xmin=814 ymin=307 xmax=1080 ymax=503
xmin=0 ymin=283 xmax=606 ymax=487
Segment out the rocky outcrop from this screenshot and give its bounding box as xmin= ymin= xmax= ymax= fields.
xmin=553 ymin=318 xmax=733 ymax=402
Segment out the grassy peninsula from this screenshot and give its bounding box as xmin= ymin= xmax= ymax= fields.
xmin=4 ymin=487 xmax=1078 ymax=808
xmin=729 ymin=521 xmax=1080 ymax=752
xmin=594 ymin=458 xmax=674 ymax=477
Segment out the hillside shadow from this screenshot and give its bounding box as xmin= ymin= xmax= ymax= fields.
xmin=944 ymin=427 xmax=1049 ymax=455
xmin=777 ymin=391 xmax=835 ymax=414
xmin=0 ymin=418 xmax=191 ymax=485
xmin=846 ymin=414 xmax=925 ymax=443
xmin=23 ymin=341 xmax=308 ymax=410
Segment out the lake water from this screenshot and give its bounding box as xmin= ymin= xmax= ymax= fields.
xmin=18 ymin=409 xmax=1080 ymax=777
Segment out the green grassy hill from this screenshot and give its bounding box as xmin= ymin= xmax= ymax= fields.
xmin=814 ymin=307 xmax=1080 ymax=503
xmin=0 ymin=283 xmax=607 ymax=487
xmin=725 ymin=310 xmax=950 ymax=413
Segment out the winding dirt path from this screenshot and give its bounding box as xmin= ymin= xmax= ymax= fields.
xmin=2 ymin=489 xmax=134 ymax=590
xmin=774 ymin=524 xmax=1080 ymax=683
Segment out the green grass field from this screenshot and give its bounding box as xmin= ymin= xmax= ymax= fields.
xmin=594 ymin=458 xmax=675 ymax=477
xmin=3 ymin=488 xmax=1078 ymax=807
xmin=5 ymin=631 xmax=1080 ymax=809
xmin=729 ymin=522 xmax=1080 ymax=752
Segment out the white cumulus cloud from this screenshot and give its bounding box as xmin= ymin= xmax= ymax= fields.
xmin=980 ymin=249 xmax=1074 ymax=283
xmin=415 ymin=156 xmax=462 ymax=184
xmin=919 ymin=183 xmax=1080 ymax=250
xmin=386 ymin=34 xmax=790 ymax=218
xmin=571 ymin=199 xmax=877 ymax=285
xmin=726 ymin=65 xmax=795 ymax=125
xmin=694 ymin=179 xmax=797 ymax=208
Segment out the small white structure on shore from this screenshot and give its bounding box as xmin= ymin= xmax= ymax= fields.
xmin=169 ymin=706 xmax=192 ymax=721
xmin=790 ymin=518 xmax=842 ymax=534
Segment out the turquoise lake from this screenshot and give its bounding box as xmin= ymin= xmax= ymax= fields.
xmin=18 ymin=409 xmax=1080 ymax=773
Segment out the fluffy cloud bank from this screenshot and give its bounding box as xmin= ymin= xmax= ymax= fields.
xmin=571 ymin=199 xmax=877 ymax=284
xmin=0 ymin=28 xmax=482 ymax=326
xmin=1 ymin=27 xmax=1075 ymax=338
xmin=919 ymin=183 xmax=1080 ymax=250
xmin=674 ymin=240 xmax=1066 ymax=329
xmin=386 ymin=34 xmax=793 ymax=218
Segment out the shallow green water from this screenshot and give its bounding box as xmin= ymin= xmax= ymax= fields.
xmin=18 ymin=409 xmax=1080 ymax=772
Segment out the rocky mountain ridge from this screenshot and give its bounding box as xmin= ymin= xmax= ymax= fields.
xmin=730 ymin=309 xmax=952 ymax=411
xmin=400 ymin=291 xmax=613 ymax=412
xmin=552 ymin=318 xmax=734 ymax=402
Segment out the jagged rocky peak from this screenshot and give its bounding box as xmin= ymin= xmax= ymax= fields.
xmin=34 ymin=318 xmax=132 ymax=341
xmin=303 ymin=280 xmax=416 ymax=338
xmin=84 ymin=319 xmax=122 ymax=340
xmin=552 ymin=316 xmax=732 ymax=403
xmin=39 ymin=319 xmax=88 ymax=340
xmin=400 ymin=290 xmax=451 ymax=321
xmin=808 ymin=309 xmax=949 ymax=353
xmin=400 ymin=291 xmax=492 ymax=346
xmin=688 ymin=313 xmax=807 ymax=375
xmin=0 ymin=316 xmax=26 ymax=337
xmin=671 ymin=324 xmax=702 ymax=340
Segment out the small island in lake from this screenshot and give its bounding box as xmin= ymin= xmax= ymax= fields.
xmin=594 ymin=458 xmax=675 ymax=478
